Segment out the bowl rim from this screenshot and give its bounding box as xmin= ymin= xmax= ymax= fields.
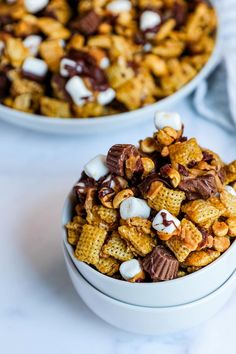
xmin=0 ymin=17 xmax=221 ymax=127
xmin=62 ymin=189 xmax=236 ymax=288
xmin=64 ymin=243 xmax=236 ymax=310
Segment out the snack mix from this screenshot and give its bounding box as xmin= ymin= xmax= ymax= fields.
xmin=66 ymin=111 xmax=236 ymax=282
xmin=0 ymin=0 xmax=217 ymax=118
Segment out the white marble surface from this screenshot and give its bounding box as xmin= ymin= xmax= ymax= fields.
xmin=1 ymin=98 xmax=236 ymax=354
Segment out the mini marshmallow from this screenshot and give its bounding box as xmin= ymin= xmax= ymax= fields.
xmin=143 ymin=43 xmax=152 ymax=52
xmin=119 ymin=259 xmax=143 ymax=281
xmin=152 ymin=209 xmax=180 ymax=234
xmin=24 ymin=0 xmax=49 ymax=13
xmin=84 ymin=154 xmax=109 ymax=181
xmin=60 ymin=58 xmax=77 ymax=77
xmin=154 ymin=111 xmax=182 ymax=131
xmin=100 ymin=57 xmax=110 ymax=69
xmin=65 ymin=76 xmax=93 ymax=106
xmin=140 ymin=11 xmax=161 ymax=32
xmin=23 ymin=35 xmax=42 ymax=56
xmin=107 ymin=0 xmax=131 ymax=13
xmin=22 ymin=57 xmax=48 ymax=78
xmin=120 ymin=197 xmax=151 ymax=220
xmin=225 ymin=185 xmax=236 ymax=197
xmin=97 ymin=88 xmax=116 ymax=105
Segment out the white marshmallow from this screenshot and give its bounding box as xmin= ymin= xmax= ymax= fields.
xmin=225 ymin=185 xmax=236 ymax=197
xmin=84 ymin=154 xmax=109 ymax=181
xmin=100 ymin=57 xmax=110 ymax=69
xmin=140 ymin=11 xmax=161 ymax=32
xmin=60 ymin=58 xmax=77 ymax=77
xmin=143 ymin=43 xmax=152 ymax=52
xmin=65 ymin=76 xmax=93 ymax=106
xmin=120 ymin=197 xmax=151 ymax=220
xmin=152 ymin=209 xmax=180 ymax=234
xmin=6 ymin=0 xmax=16 ymax=4
xmin=97 ymin=88 xmax=116 ymax=105
xmin=24 ymin=0 xmax=49 ymax=13
xmin=119 ymin=259 xmax=142 ymax=281
xmin=107 ymin=0 xmax=131 ymax=13
xmin=154 ymin=111 xmax=182 ymax=131
xmin=22 ymin=57 xmax=48 ymax=78
xmin=23 ymin=35 xmax=42 ymax=56
xmin=0 ymin=40 xmax=5 ymax=55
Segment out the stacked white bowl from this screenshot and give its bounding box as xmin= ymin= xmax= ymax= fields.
xmin=62 ymin=192 xmax=236 ymax=335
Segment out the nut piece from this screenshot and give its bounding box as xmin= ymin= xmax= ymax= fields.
xmin=140 ymin=137 xmax=159 ymax=154
xmin=141 ymin=157 xmax=155 ymax=177
xmin=160 ymin=164 xmax=181 ymax=188
xmin=212 ymin=221 xmax=229 ymax=237
xmin=226 ymin=217 xmax=236 ymax=237
xmin=113 ymin=188 xmax=134 ymax=209
xmin=213 ymin=236 xmax=230 ymax=253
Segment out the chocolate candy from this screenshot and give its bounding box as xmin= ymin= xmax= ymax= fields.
xmin=106 ymin=144 xmax=140 ymax=177
xmin=142 ymin=246 xmax=179 ymax=281
xmin=71 ymin=10 xmax=101 ymax=35
xmin=178 ymin=174 xmax=218 ymax=200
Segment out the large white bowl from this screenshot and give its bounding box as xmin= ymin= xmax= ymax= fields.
xmin=0 ymin=31 xmax=221 ymax=135
xmin=62 ymin=191 xmax=236 ymax=307
xmin=63 ymin=245 xmax=236 ymax=335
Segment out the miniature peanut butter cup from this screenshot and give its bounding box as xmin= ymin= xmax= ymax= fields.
xmin=142 ymin=246 xmax=179 ymax=281
xmin=106 ymin=144 xmax=140 ymax=176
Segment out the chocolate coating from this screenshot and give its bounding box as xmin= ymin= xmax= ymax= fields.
xmin=142 ymin=246 xmax=179 ymax=281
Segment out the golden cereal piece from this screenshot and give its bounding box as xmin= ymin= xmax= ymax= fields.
xmin=95 ymin=256 xmax=120 ymax=276
xmin=66 ymin=216 xmax=86 ymax=246
xmin=184 ymin=250 xmax=221 ymax=267
xmin=11 ymin=78 xmax=43 ymax=97
xmin=208 ymin=196 xmax=226 ymax=216
xmin=213 ymin=236 xmax=230 ymax=253
xmin=40 ymin=97 xmax=71 ymax=118
xmin=155 ymin=127 xmax=178 ymax=146
xmin=220 ymin=190 xmax=236 ymax=217
xmin=46 ymin=0 xmax=72 ymax=24
xmin=155 ymin=19 xmax=176 ymax=41
xmin=87 ymin=205 xmax=118 ymax=231
xmin=186 ymin=266 xmax=202 ymax=274
xmin=13 ymin=14 xmax=39 ymax=37
xmin=5 ymin=37 xmax=29 ymax=68
xmin=37 ymin=17 xmax=70 ymax=40
xmin=152 ymin=39 xmax=185 ymax=58
xmin=123 ymin=217 xmax=152 ymax=235
xmin=106 ymin=60 xmax=134 ymax=89
xmin=102 ymin=232 xmax=134 ymax=261
xmin=169 ymin=138 xmax=203 ymax=167
xmin=143 ymin=54 xmax=168 ymax=77
xmin=75 ymin=224 xmax=107 ymax=265
xmin=73 ymin=102 xmax=105 ymax=118
xmin=87 ymin=35 xmax=111 ymax=48
xmin=226 ymin=217 xmax=236 ymax=237
xmin=224 ymin=160 xmax=236 ymax=184
xmin=182 ymin=199 xmax=221 ymax=226
xmin=13 ymin=93 xmax=39 ymax=113
xmin=166 ymin=219 xmax=202 ymax=262
xmin=166 ymin=237 xmax=192 ymax=262
xmin=118 ymin=225 xmax=155 ymax=256
xmin=212 ymin=221 xmax=229 ymax=237
xmin=147 ymin=182 xmax=186 ymax=216
xmin=113 ymin=189 xmax=134 ymax=209
xmin=67 ymin=34 xmax=85 ymax=50
xmin=39 ymin=39 xmax=64 ymax=72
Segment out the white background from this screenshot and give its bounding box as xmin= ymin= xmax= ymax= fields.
xmin=1 ymin=97 xmax=236 ymax=354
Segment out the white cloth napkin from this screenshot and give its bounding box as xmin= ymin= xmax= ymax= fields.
xmin=193 ymin=0 xmax=236 ymax=132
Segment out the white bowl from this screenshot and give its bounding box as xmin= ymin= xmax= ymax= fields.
xmin=62 ymin=191 xmax=236 ymax=307
xmin=0 ymin=31 xmax=221 ymax=135
xmin=63 ymin=245 xmax=236 ymax=335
